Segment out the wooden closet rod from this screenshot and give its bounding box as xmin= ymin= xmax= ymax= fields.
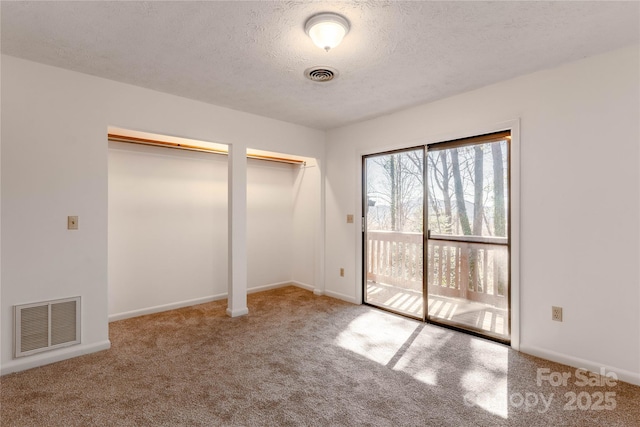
xmin=108 ymin=134 xmax=306 ymax=165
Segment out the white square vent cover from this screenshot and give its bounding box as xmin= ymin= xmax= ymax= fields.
xmin=14 ymin=297 xmax=81 ymax=358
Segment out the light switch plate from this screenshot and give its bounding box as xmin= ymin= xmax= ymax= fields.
xmin=68 ymin=216 xmax=78 ymax=230
xmin=346 ymin=214 xmax=354 ymax=223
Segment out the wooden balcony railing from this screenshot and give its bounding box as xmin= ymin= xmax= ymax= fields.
xmin=366 ymin=231 xmax=508 ymax=309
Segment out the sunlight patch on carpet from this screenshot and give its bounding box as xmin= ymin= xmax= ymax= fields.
xmin=460 ymin=339 xmax=509 ymax=419
xmin=334 ymin=311 xmax=417 ymax=366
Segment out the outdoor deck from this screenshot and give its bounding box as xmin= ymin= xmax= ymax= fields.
xmin=365 ymin=230 xmax=509 ymax=338
xmin=366 ymin=281 xmax=508 ymax=336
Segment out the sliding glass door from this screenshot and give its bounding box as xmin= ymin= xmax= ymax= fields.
xmin=426 ymin=132 xmax=510 ymax=342
xmin=362 ymin=132 xmax=511 ymax=343
xmin=363 ymin=148 xmax=425 ymax=319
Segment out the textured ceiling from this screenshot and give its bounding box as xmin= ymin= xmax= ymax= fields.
xmin=2 ymin=1 xmax=638 ymax=130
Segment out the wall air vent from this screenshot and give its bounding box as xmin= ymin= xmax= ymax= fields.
xmin=14 ymin=297 xmax=81 ymax=358
xmin=304 ymin=66 xmax=338 ymax=82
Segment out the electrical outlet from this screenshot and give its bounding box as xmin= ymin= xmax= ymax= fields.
xmin=346 ymin=214 xmax=354 ymax=223
xmin=552 ymin=306 xmax=563 ymax=322
xmin=340 ymin=268 xmax=344 ymax=277
xmin=67 ymin=216 xmax=78 ymax=230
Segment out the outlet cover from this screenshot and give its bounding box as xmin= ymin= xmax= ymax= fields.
xmin=552 ymin=306 xmax=563 ymax=322
xmin=67 ymin=216 xmax=78 ymax=230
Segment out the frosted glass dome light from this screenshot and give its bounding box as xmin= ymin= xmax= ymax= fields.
xmin=305 ymin=13 xmax=350 ymax=52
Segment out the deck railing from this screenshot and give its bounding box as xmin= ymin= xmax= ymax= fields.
xmin=366 ymin=231 xmax=508 ymax=308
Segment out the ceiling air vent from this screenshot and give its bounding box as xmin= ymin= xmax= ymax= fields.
xmin=304 ymin=66 xmax=338 ymax=82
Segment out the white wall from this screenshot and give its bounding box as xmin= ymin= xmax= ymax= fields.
xmin=108 ymin=142 xmax=228 ymax=319
xmin=292 ymin=160 xmax=321 ymax=288
xmin=325 ymin=46 xmax=640 ymax=384
xmin=108 ymin=144 xmax=300 ymax=320
xmin=1 ymin=55 xmax=324 ymax=374
xmin=246 ymin=158 xmax=296 ymax=289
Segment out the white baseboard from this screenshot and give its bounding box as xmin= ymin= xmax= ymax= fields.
xmin=247 ymin=281 xmax=293 ymax=294
xmin=226 ymin=307 xmax=249 ymax=317
xmin=519 ymin=344 xmax=640 ymax=387
xmin=109 ymin=293 xmax=227 ymax=322
xmin=1 ymin=340 xmax=111 ymax=376
xmin=289 ymin=280 xmax=328 ymax=297
xmin=290 ymin=281 xmax=314 ymax=292
xmin=109 ymin=281 xmax=313 ymax=322
xmin=324 ymin=289 xmax=358 ymax=304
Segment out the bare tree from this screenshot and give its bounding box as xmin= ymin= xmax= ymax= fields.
xmin=427 ymin=152 xmax=453 ymax=234
xmin=370 ymin=151 xmax=423 ymax=232
xmin=451 ymin=148 xmax=471 ymax=235
xmin=388 ymin=155 xmax=397 ymax=230
xmin=472 ymin=145 xmax=484 ymax=236
xmin=440 ymin=152 xmax=453 ymax=230
xmin=492 ymin=143 xmax=506 ymax=236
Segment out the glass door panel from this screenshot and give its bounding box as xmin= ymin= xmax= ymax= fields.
xmin=426 ymin=134 xmax=510 ymax=342
xmin=363 ymin=148 xmax=425 ymax=319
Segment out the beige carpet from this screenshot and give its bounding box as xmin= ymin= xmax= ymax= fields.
xmin=1 ymin=286 xmax=638 ymax=426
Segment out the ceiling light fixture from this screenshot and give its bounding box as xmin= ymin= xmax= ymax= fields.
xmin=305 ymin=12 xmax=350 ymax=52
